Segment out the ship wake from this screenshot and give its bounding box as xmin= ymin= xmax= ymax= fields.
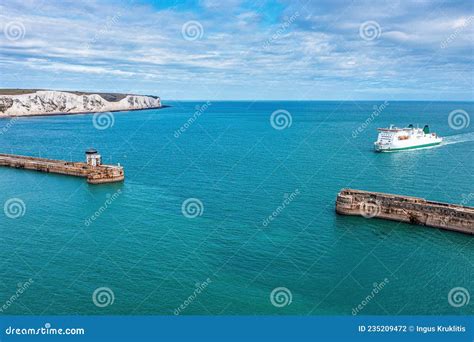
xmin=442 ymin=132 xmax=474 ymax=146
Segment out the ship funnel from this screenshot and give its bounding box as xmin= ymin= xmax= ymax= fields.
xmin=423 ymin=125 xmax=430 ymax=134
xmin=408 ymin=124 xmax=413 ymax=129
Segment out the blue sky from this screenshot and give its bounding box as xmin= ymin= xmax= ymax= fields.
xmin=0 ymin=0 xmax=472 ymax=100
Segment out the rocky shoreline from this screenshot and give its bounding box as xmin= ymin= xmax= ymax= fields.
xmin=0 ymin=89 xmax=162 ymax=117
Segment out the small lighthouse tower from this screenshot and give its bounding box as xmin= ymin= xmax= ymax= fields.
xmin=85 ymin=148 xmax=102 ymax=167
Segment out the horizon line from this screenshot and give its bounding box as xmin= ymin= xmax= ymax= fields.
xmin=1 ymin=89 xmax=472 ymax=102
xmin=163 ymin=99 xmax=474 ymax=102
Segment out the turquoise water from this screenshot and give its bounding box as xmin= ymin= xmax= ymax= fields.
xmin=0 ymin=101 xmax=473 ymax=315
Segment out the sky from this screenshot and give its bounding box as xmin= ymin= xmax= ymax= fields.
xmin=0 ymin=0 xmax=473 ymax=100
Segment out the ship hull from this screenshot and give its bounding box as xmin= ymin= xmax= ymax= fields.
xmin=374 ymin=141 xmax=442 ymax=152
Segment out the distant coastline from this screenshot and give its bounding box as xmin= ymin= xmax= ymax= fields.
xmin=0 ymin=89 xmax=163 ymax=117
xmin=0 ymin=105 xmax=168 ymax=119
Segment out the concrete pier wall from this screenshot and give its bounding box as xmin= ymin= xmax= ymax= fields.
xmin=0 ymin=153 xmax=124 ymax=184
xmin=336 ymin=189 xmax=474 ymax=235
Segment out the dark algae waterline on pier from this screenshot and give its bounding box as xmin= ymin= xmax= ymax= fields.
xmin=0 ymin=101 xmax=472 ymax=315
xmin=336 ymin=189 xmax=474 ymax=235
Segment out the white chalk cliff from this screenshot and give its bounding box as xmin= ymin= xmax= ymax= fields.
xmin=0 ymin=90 xmax=161 ymax=117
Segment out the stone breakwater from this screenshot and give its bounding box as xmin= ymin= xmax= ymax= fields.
xmin=336 ymin=189 xmax=474 ymax=235
xmin=0 ymin=153 xmax=124 ymax=184
xmin=0 ymin=90 xmax=161 ymax=117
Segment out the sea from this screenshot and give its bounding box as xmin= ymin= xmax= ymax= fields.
xmin=0 ymin=101 xmax=473 ymax=315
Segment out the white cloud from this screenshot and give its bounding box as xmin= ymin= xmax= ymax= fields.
xmin=0 ymin=0 xmax=472 ymax=99
xmin=24 ymin=59 xmax=135 ymax=76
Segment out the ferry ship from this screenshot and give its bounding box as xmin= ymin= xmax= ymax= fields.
xmin=374 ymin=124 xmax=442 ymax=152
